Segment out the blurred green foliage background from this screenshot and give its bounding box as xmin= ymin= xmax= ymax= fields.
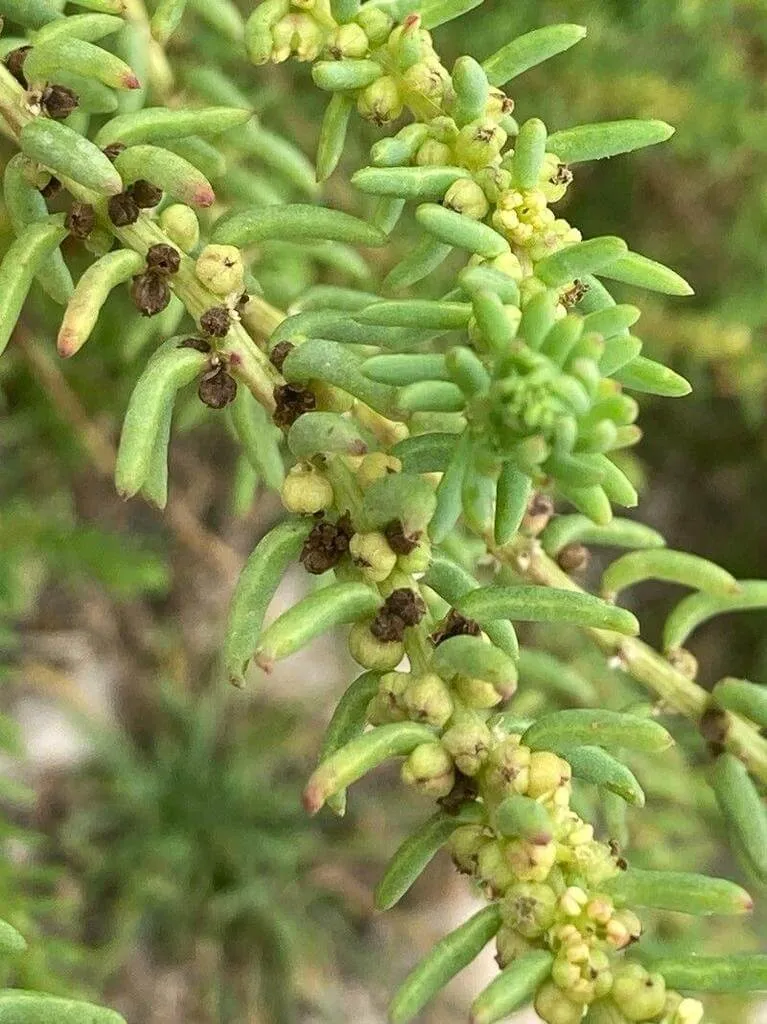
xmin=0 ymin=0 xmax=766 ymax=1020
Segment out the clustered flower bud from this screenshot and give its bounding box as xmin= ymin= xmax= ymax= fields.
xmin=349 ymin=531 xmax=397 ymax=584
xmin=348 ymin=619 xmax=404 ymax=672
xmin=234 ymin=20 xmax=707 ymax=1024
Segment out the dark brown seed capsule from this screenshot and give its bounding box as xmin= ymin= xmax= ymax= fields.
xmin=198 ymin=368 xmax=237 ymax=409
xmin=269 ymin=340 xmax=294 ymax=372
xmin=430 ymin=608 xmax=481 ymax=647
xmin=41 ymin=84 xmax=79 ymax=120
xmin=384 ymin=518 xmax=419 ymax=555
xmin=4 ymin=46 xmax=32 ymax=89
xmin=300 ymin=514 xmax=353 ymax=575
xmin=108 ymin=191 xmax=141 ymax=227
xmin=557 ymin=543 xmax=590 ymax=574
xmin=102 ymin=142 xmax=127 ymax=163
xmin=272 ymin=382 xmax=316 ymax=430
xmin=146 ymin=243 xmax=181 ymax=275
xmin=40 ymin=176 xmax=62 ymax=200
xmin=178 ymin=337 xmax=211 ymax=353
xmin=130 ymin=179 xmax=163 ymax=209
xmin=131 ymin=272 xmax=171 ymax=317
xmin=65 ymin=202 xmax=96 ymax=239
xmin=199 ymin=305 xmax=231 ymax=338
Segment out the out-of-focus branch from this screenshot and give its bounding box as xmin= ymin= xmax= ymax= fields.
xmin=14 ymin=327 xmax=241 ymax=578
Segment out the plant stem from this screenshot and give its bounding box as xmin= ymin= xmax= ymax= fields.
xmin=0 ymin=68 xmax=282 ymax=412
xmin=493 ymin=533 xmax=767 ymax=787
xmin=14 ymin=327 xmax=242 ymax=576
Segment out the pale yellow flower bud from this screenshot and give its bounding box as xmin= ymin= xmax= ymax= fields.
xmin=505 ymin=837 xmax=557 ymax=882
xmin=402 ymin=673 xmax=454 ymax=728
xmin=195 ymin=244 xmax=244 ymax=297
xmin=281 ymin=464 xmax=333 ymax=514
xmin=357 ymin=75 xmax=403 ymax=125
xmin=415 ymin=138 xmax=454 ymax=166
xmin=559 ymin=886 xmax=588 ymax=917
xmin=348 ymin=621 xmax=404 ymax=671
xmin=534 ymin=981 xmax=585 ymax=1024
xmin=326 ymin=22 xmax=369 ymax=58
xmin=401 ymin=742 xmax=454 ymax=797
xmin=356 ymin=451 xmax=402 ymax=490
xmin=528 ymin=751 xmax=571 ymax=798
xmin=443 ymin=177 xmax=489 ymax=219
xmin=454 ymin=121 xmax=507 ymax=170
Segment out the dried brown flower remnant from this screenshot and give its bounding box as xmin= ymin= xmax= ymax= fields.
xmin=561 ymin=279 xmax=589 ymax=309
xmin=439 ymin=775 xmax=479 ymax=814
xmin=65 ymin=202 xmax=96 ymax=239
xmin=551 ymin=163 xmax=573 ymax=186
xmin=146 ymin=244 xmax=181 ymax=276
xmin=42 ymin=84 xmax=79 ymax=120
xmin=108 ymin=191 xmax=141 ymax=227
xmin=4 ymin=47 xmax=31 ymax=88
xmin=270 ymin=341 xmax=294 ymax=372
xmin=199 ymin=368 xmax=238 ymax=409
xmin=178 ymin=337 xmax=212 ymax=353
xmin=700 ymin=706 xmax=730 ymax=756
xmin=384 ymin=519 xmax=419 ymax=555
xmin=522 ymin=493 xmax=555 ymax=536
xmin=199 ymin=306 xmax=231 ymax=338
xmin=131 ymin=272 xmax=171 ymax=317
xmin=371 ymin=587 xmax=427 ymax=642
xmin=557 ymin=543 xmax=590 ymax=574
xmin=272 ymin=383 xmax=316 ymax=430
xmin=430 ymin=609 xmax=481 ymax=647
xmin=300 ymin=514 xmax=353 ymax=574
xmin=130 ymin=179 xmax=164 ymax=209
xmin=40 ymin=176 xmax=62 ymax=200
xmin=102 ymin=142 xmax=127 ymax=163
